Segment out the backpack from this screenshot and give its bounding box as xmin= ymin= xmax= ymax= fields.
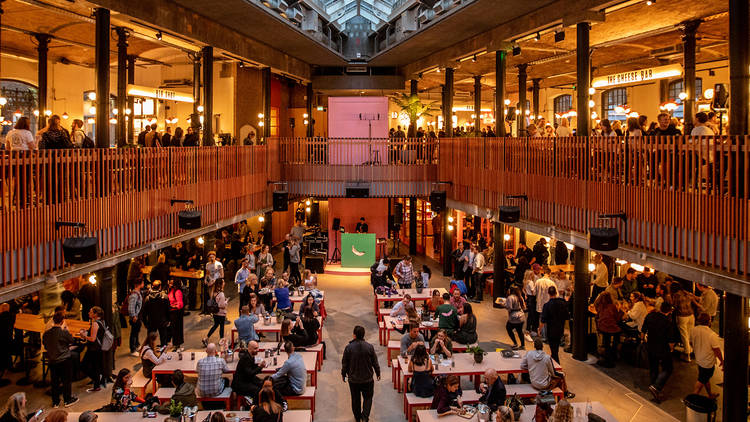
xmin=98 ymin=320 xmax=115 ymax=351
xmin=119 ymin=299 xmax=130 ymax=316
xmin=81 ymin=134 xmax=95 ymax=148
xmin=206 ymin=293 xmax=220 ymax=314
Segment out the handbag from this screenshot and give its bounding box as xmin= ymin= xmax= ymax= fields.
xmin=206 ymin=293 xmax=220 ymax=314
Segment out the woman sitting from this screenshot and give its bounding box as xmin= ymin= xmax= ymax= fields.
xmin=251 ymin=387 xmax=283 ymax=422
xmin=430 ymin=329 xmax=453 ymax=358
xmin=409 ymin=344 xmax=434 ymax=398
xmin=0 ymin=393 xmax=43 ymax=422
xmin=279 ymin=318 xmax=307 ymax=348
xmin=299 ymin=307 xmax=320 ymax=346
xmin=248 ymin=293 xmax=266 ymax=317
xmin=302 ymin=270 xmax=318 ymax=290
xmin=110 ymin=368 xmax=145 ymax=412
xmin=240 ymin=274 xmax=260 ymax=311
xmin=452 ymin=303 xmax=478 ymax=345
xmin=298 ymin=294 xmax=320 ymax=317
xmin=140 ymin=332 xmax=170 ymax=386
xmin=426 ymin=289 xmax=443 ymax=312
xmin=430 ymin=375 xmax=462 ymax=416
xmin=273 ymin=278 xmax=292 ymax=312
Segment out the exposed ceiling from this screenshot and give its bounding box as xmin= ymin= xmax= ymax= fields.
xmin=323 ymin=0 xmax=399 ymax=28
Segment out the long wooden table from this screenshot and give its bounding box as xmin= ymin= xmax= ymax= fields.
xmin=416 ymin=402 xmax=616 ymax=422
xmin=382 ymin=315 xmax=439 ymax=345
xmin=141 ymin=265 xmax=205 ymax=279
xmin=67 ymin=410 xmax=311 ymax=422
xmin=288 ymin=290 xmax=325 ymax=304
xmin=150 ymin=350 xmax=319 ymax=392
xmin=13 ymin=312 xmax=89 ymax=336
xmin=374 ymin=288 xmax=448 ymax=315
xmin=231 ymin=316 xmax=323 ymax=345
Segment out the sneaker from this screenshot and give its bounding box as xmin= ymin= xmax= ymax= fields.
xmin=564 ymin=392 xmax=576 ymax=399
xmin=177 ymin=347 xmax=184 ymax=352
xmin=648 ymin=385 xmax=661 ymax=403
xmin=282 ymin=401 xmax=288 ymax=412
xmin=86 ymin=387 xmax=101 ymax=393
xmin=130 ymin=352 xmax=139 ymax=357
xmin=511 ymin=345 xmax=522 ymax=350
xmin=524 ymin=333 xmax=534 ymax=343
xmin=201 ymin=338 xmax=208 ymax=347
xmin=64 ymin=397 xmax=79 ymax=407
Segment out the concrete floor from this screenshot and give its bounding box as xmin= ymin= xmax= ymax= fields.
xmin=1 ymin=252 xmax=714 ymax=421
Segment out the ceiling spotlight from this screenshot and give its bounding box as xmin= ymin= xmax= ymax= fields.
xmin=156 ymin=31 xmax=163 ymax=40
xmin=534 ymin=32 xmax=540 ymax=41
xmin=646 ymin=0 xmax=654 ymax=5
xmin=471 ymin=55 xmax=477 ymax=63
xmin=239 ymin=61 xmax=246 ymax=68
xmin=554 ymin=30 xmax=565 ymax=43
xmin=512 ymin=45 xmax=521 ymax=56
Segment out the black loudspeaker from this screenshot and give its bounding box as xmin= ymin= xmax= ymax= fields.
xmin=393 ymin=203 xmax=404 ymax=225
xmin=62 ymin=236 xmax=98 ymax=264
xmin=306 ymin=256 xmax=325 ymax=273
xmin=498 ymin=205 xmax=520 ymax=223
xmin=273 ymin=191 xmax=288 ymax=211
xmin=346 ymin=187 xmax=369 ymax=198
xmin=332 ymin=217 xmax=341 ymax=231
xmin=588 ymin=227 xmax=619 ymax=251
xmin=429 ymin=190 xmax=446 ymax=212
xmin=309 ymin=202 xmax=320 ymax=226
xmin=178 ymin=210 xmax=201 ymax=229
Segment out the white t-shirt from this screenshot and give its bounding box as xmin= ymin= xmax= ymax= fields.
xmin=555 ymin=125 xmax=572 ymax=137
xmin=700 ymin=288 xmax=719 ymax=317
xmin=690 ymin=325 xmax=721 ymax=369
xmin=535 ymin=276 xmax=557 ymax=312
xmin=6 ymin=129 xmax=35 ymax=150
xmin=690 ymin=125 xmax=715 ymax=136
xmin=628 ymin=129 xmax=642 ymax=137
xmin=626 ymin=301 xmax=649 ymax=331
xmin=206 ymin=260 xmax=224 ymax=283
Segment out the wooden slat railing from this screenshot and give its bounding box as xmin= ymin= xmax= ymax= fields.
xmin=440 ymin=135 xmax=750 ymax=276
xmin=1 ymin=146 xmax=270 ymax=287
xmin=277 ymin=137 xmax=439 ymax=197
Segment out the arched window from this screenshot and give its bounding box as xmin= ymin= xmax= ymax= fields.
xmin=1 ymin=80 xmax=39 ymax=135
xmin=553 ymin=95 xmax=572 ymax=120
xmin=602 ymin=88 xmax=627 ymax=122
xmin=668 ymin=78 xmax=703 ymax=119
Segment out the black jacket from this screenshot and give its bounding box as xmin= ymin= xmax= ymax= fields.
xmin=541 ymin=298 xmax=570 ymax=340
xmin=479 ymin=377 xmax=507 ymax=412
xmin=341 ymin=338 xmax=380 ymax=384
xmin=532 ymin=241 xmax=549 ymax=265
xmin=231 ymin=351 xmax=264 ymax=397
xmin=150 ymin=263 xmax=171 ymax=284
xmin=142 ymin=292 xmax=170 ymax=330
xmin=182 ymin=133 xmax=200 ymax=147
xmin=42 ymin=326 xmax=74 ymax=363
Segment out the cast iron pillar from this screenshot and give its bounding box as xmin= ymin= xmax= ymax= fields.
xmin=442 ymin=210 xmax=453 ymax=276
xmin=192 ymin=52 xmax=201 ymax=116
xmin=126 ymin=55 xmax=135 ymax=144
xmin=576 ymin=22 xmax=591 ymax=137
xmin=492 ymin=222 xmax=506 ymax=307
xmin=35 ymin=34 xmax=50 ymax=129
xmin=201 ymin=46 xmax=213 ymax=146
xmin=517 ymin=64 xmax=527 ymax=135
xmin=262 ymin=67 xmax=272 ymax=140
xmin=474 ymin=76 xmax=482 ymax=131
xmin=409 ymin=197 xmax=417 ymax=255
xmin=306 ymin=83 xmax=314 ymax=137
xmin=95 ymin=267 xmax=114 ymax=379
xmin=681 ymin=20 xmax=701 ymax=134
xmin=410 ymin=79 xmax=418 ymax=96
xmin=729 ymin=0 xmax=748 ymax=199
xmin=94 ymin=8 xmax=110 ymax=148
xmin=722 ymin=293 xmax=748 ymax=422
xmin=532 ymin=78 xmax=541 ymax=121
xmin=115 ymin=28 xmax=129 ymax=147
xmin=572 ymin=245 xmax=590 ymax=361
xmin=495 ymin=50 xmax=507 ymax=136
xmin=444 ymin=68 xmax=454 ymax=137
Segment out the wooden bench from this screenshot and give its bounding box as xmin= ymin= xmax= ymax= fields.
xmin=505 ymin=384 xmax=564 ymax=400
xmin=131 ymin=369 xmax=151 ymax=399
xmin=404 ymin=390 xmax=481 ymax=422
xmin=283 ymin=386 xmax=316 ymax=417
xmin=386 ymin=341 xmax=478 ymax=365
xmin=156 ymin=387 xmax=234 ymax=409
xmin=378 ymin=321 xmax=386 ymax=346
xmin=392 ymin=359 xmax=401 ymax=391
xmin=378 ymin=308 xmax=390 ymax=322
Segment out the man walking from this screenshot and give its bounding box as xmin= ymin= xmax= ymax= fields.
xmin=690 ymin=313 xmax=723 ymax=399
xmin=641 ymin=302 xmax=675 ymax=402
xmin=471 ymin=245 xmax=486 ymax=302
xmin=42 ymin=311 xmax=79 ymax=408
xmin=540 ymin=286 xmax=569 ymax=364
xmin=342 ymin=326 xmax=380 ymax=422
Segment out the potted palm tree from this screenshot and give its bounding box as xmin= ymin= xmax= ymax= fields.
xmin=166 ymin=399 xmax=183 ymax=422
xmin=390 ymin=94 xmax=438 ymax=163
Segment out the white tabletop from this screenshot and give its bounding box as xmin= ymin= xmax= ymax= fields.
xmin=67 ymin=411 xmax=311 ymax=422
xmin=383 ymin=315 xmax=438 ymax=330
xmin=399 ymin=351 xmax=561 ymax=377
xmin=376 ymin=287 xmax=447 ymax=302
xmin=289 ymin=290 xmax=324 ymax=303
xmin=150 ymin=350 xmax=318 ymax=375
xmin=417 ymin=402 xmax=616 ymax=422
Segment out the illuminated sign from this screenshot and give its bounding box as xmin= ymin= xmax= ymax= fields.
xmin=591 ymin=64 xmax=683 ymax=88
xmin=126 ymin=84 xmax=195 ymax=103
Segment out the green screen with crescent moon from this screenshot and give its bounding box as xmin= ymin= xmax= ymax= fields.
xmin=341 ymin=233 xmax=376 ymax=268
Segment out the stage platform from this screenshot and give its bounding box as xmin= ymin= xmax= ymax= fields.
xmin=324 ymin=263 xmax=371 ymax=276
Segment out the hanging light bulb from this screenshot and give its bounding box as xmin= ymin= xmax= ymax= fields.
xmin=125 ymin=108 xmax=132 ymax=115
xmin=33 ymin=110 xmax=39 ymax=117
xmin=14 ymin=109 xmax=22 ymax=118
xmin=197 ymin=105 xmax=205 ymax=113
xmin=588 ymin=263 xmax=596 ymax=272
xmin=197 ymin=236 xmax=205 ymax=245
xmin=62 ymin=112 xmax=69 ymax=120
xmin=88 ymin=274 xmax=97 ymax=285
xmin=588 ymin=87 xmax=596 ymax=95
xmin=258 ymin=216 xmax=265 ymax=223
xmin=305 ymin=207 xmax=311 ymax=213
xmin=113 ymin=108 xmax=118 ymax=115
xmin=305 ymin=200 xmax=311 ymax=206
xmin=503 ymin=233 xmax=511 ymax=241
xmin=109 ymin=118 xmax=117 ymax=124
xmin=87 ymin=92 xmax=96 ymax=101
xmin=258 ymin=113 xmax=264 ymax=119
xmin=588 ymin=100 xmax=595 ymax=108
xmin=303 ymin=113 xmax=309 ymax=118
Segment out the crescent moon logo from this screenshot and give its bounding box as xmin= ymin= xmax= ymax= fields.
xmin=352 ymin=245 xmax=365 ymax=256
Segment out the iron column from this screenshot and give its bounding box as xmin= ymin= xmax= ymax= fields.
xmin=517 ymin=64 xmax=527 ymax=135
xmin=532 ymin=78 xmax=541 ymax=122
xmin=262 ymin=67 xmax=272 ymax=139
xmin=35 ymin=34 xmax=50 ymax=129
xmin=474 ymin=76 xmax=482 ymax=131
xmin=94 ymin=8 xmax=110 ymax=148
xmin=572 ymin=246 xmax=590 ymax=361
xmin=495 ymin=50 xmax=507 ymax=136
xmin=681 ymin=20 xmax=701 ymax=134
xmin=306 ymin=83 xmax=314 ymax=137
xmin=201 ymin=46 xmax=213 ymax=146
xmin=115 ymin=28 xmax=129 ymax=147
xmin=126 ymin=55 xmax=135 ymax=144
xmin=444 ymin=68 xmax=454 ymax=137
xmin=576 ymin=22 xmax=591 ymax=137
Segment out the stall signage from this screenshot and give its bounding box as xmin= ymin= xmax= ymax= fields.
xmin=126 ymin=84 xmax=195 ymax=103
xmin=592 ymin=64 xmax=683 ymax=88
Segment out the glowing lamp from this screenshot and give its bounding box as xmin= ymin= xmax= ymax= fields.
xmin=197 ymin=105 xmax=205 ymax=113
xmin=588 ymin=87 xmax=595 ymax=95
xmin=258 ymin=216 xmax=265 ymax=223
xmin=503 ymin=234 xmax=511 ymax=241
xmin=89 ymin=106 xmax=96 ymax=114
xmin=588 ymin=263 xmax=595 ymax=272
xmin=88 ymin=274 xmax=97 ymax=285
xmin=33 ymin=110 xmax=40 ymax=117
xmin=87 ymin=92 xmax=96 ymax=101
xmin=630 ymin=263 xmax=645 ymax=272
xmin=197 ymin=236 xmax=205 ymax=245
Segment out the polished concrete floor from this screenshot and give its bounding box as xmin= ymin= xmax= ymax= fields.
xmin=2 ymin=252 xmax=723 ymax=421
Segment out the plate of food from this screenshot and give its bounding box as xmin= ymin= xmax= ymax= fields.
xmin=456 ymin=405 xmax=477 ymax=419
xmin=422 ymin=321 xmax=434 ymax=327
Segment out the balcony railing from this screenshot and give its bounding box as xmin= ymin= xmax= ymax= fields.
xmin=277 ymin=137 xmax=438 ymax=196
xmin=440 ymin=136 xmax=749 ymax=276
xmin=1 ymin=146 xmax=270 ymax=287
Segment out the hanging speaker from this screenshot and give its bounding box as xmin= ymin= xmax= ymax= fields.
xmin=273 ymin=191 xmax=288 ymax=211
xmin=498 ymin=205 xmax=520 ymax=223
xmin=178 ymin=209 xmax=201 ymax=229
xmin=393 ymin=202 xmax=404 ymax=225
xmin=346 ymin=186 xmax=369 ymax=198
xmin=429 ymin=190 xmax=446 ymax=212
xmin=588 ymin=227 xmax=619 ymax=251
xmin=62 ymin=236 xmax=98 ymax=264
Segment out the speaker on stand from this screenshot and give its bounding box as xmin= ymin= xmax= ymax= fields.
xmin=330 ymin=218 xmax=342 ymax=263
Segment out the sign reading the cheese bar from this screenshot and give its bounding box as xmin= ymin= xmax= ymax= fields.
xmin=127 ymin=84 xmax=195 ymax=103
xmin=592 ymin=64 xmax=683 ymax=88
